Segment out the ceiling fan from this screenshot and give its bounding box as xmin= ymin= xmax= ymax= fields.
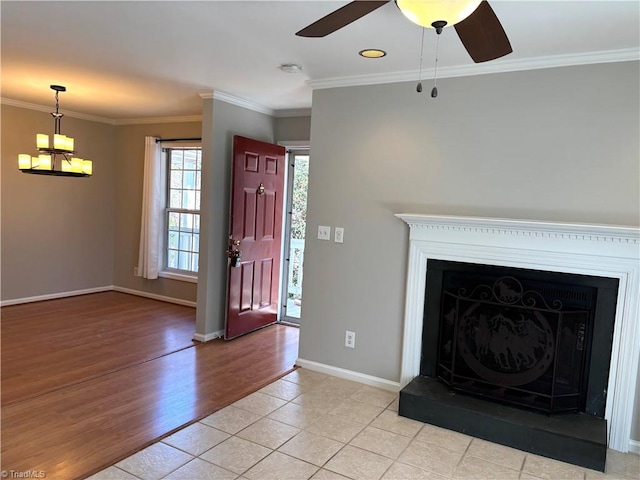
xmin=296 ymin=0 xmax=512 ymax=64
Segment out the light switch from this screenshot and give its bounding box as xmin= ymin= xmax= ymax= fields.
xmin=334 ymin=227 xmax=344 ymax=243
xmin=318 ymin=225 xmax=331 ymax=241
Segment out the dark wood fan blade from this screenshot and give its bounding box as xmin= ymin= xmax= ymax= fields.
xmin=296 ymin=1 xmax=389 ymax=38
xmin=454 ymin=1 xmax=512 ymax=63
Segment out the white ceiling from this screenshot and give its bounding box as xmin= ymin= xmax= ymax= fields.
xmin=1 ymin=1 xmax=638 ymax=121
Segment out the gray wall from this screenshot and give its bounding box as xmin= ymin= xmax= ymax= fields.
xmin=1 ymin=105 xmax=116 ymax=301
xmin=2 ymin=98 xmax=286 ymax=321
xmin=196 ymin=98 xmax=276 ymax=337
xmin=299 ymin=62 xmax=640 ymax=439
xmin=275 ymin=115 xmax=312 ymax=143
xmin=113 ymin=121 xmax=202 ymax=302
xmin=1 ymin=105 xmax=205 ymax=304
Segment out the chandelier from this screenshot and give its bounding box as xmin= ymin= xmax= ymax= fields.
xmin=18 ymin=85 xmax=92 ymax=177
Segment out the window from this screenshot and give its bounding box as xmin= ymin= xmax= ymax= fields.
xmin=165 ymin=147 xmax=201 ymax=275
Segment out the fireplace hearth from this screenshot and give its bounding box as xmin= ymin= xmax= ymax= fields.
xmin=399 ymin=260 xmax=618 ymax=470
xmin=395 ymin=214 xmax=640 ymax=472
xmin=399 ymin=375 xmax=608 ymax=470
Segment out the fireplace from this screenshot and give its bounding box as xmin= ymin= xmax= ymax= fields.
xmin=395 ymin=214 xmax=640 ymax=471
xmin=424 ymin=260 xmax=618 ymax=417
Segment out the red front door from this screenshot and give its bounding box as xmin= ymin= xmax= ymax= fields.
xmin=225 ymin=136 xmax=286 ymax=339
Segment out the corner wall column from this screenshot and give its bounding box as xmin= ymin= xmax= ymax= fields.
xmin=194 ymin=93 xmax=224 ymax=341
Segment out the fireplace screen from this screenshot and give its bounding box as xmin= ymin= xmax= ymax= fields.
xmin=437 ymin=273 xmax=590 ymax=414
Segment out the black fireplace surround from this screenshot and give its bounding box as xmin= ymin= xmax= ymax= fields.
xmin=399 ymin=260 xmax=618 ymax=471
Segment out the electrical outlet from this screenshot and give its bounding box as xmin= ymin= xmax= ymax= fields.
xmin=133 ymin=266 xmax=139 ymax=276
xmin=345 ymin=330 xmax=355 ymax=348
xmin=334 ymin=227 xmax=344 ymax=243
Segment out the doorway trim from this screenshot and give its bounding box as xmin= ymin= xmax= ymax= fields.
xmin=278 ymin=141 xmax=309 ymax=325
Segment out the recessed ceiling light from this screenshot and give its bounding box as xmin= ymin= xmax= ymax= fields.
xmin=359 ymin=49 xmax=387 ymax=58
xmin=279 ymin=63 xmax=303 ymax=74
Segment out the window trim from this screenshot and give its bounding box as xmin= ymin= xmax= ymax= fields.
xmin=161 ymin=143 xmax=202 ymax=281
xmin=158 ymin=270 xmax=198 ymax=283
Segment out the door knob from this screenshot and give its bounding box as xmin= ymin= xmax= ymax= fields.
xmin=227 ymin=239 xmax=241 ymax=267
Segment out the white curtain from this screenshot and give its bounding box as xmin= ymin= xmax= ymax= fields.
xmin=137 ymin=136 xmax=163 ymax=279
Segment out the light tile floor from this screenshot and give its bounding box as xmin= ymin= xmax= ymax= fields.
xmin=88 ymin=369 xmax=640 ymax=480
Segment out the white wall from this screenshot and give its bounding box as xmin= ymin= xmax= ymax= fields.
xmin=299 ymin=62 xmax=640 ymax=441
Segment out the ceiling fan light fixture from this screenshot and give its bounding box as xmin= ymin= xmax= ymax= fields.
xmin=396 ymin=0 xmax=482 ymax=28
xmin=359 ymin=49 xmax=387 ymax=58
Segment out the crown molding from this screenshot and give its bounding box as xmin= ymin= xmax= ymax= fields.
xmin=308 ymin=47 xmax=640 ymax=90
xmin=2 ymin=91 xmax=289 ymax=123
xmin=212 ymin=91 xmax=274 ymax=116
xmin=203 ymin=90 xmax=309 ymax=117
xmin=114 ymin=115 xmax=203 ymax=125
xmin=1 ymin=97 xmax=117 ymax=124
xmin=1 ymin=97 xmax=203 ymax=125
xmin=7 ymin=48 xmax=635 ymax=121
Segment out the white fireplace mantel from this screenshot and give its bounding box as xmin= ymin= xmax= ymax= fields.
xmin=396 ymin=214 xmax=640 ymax=453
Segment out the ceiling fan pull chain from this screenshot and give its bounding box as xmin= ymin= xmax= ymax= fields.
xmin=431 ymin=29 xmax=441 ymax=98
xmin=416 ymin=27 xmax=426 ymax=93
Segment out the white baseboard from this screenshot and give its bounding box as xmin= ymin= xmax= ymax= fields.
xmin=0 ymin=286 xmax=113 ymax=307
xmin=296 ymin=358 xmax=640 ymax=455
xmin=193 ymin=330 xmax=224 ymax=342
xmin=1 ymin=285 xmax=197 ymax=308
xmin=295 ymin=358 xmax=401 ymax=392
xmin=112 ymin=286 xmax=196 ymax=308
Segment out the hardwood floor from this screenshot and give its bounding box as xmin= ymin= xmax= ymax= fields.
xmin=2 ymin=292 xmax=197 ymax=406
xmin=1 ymin=292 xmax=299 ymax=480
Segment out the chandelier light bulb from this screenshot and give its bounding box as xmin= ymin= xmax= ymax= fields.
xmin=36 ymin=134 xmax=49 ymax=149
xmin=54 ymin=134 xmax=65 ymax=150
xmin=38 ymin=154 xmax=52 ymax=171
xmin=71 ymin=157 xmax=84 ymax=173
xmin=18 ymin=154 xmax=32 ymax=169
